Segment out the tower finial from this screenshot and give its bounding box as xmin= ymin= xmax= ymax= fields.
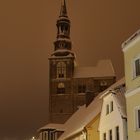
xmin=60 ymin=0 xmax=67 ymax=17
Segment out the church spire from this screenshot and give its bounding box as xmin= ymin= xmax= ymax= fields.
xmin=51 ymin=0 xmax=75 ymax=57
xmin=60 ymin=0 xmax=67 ymax=17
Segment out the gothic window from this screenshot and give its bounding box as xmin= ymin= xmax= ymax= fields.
xmin=57 ymin=62 xmax=66 ymax=78
xmin=57 ymin=83 xmax=65 ymax=94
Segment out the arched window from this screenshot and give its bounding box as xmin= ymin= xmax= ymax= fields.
xmin=57 ymin=62 xmax=66 ymax=78
xmin=57 ymin=83 xmax=65 ymax=94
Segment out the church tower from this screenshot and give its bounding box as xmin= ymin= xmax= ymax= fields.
xmin=48 ymin=0 xmax=116 ymax=124
xmin=49 ymin=0 xmax=75 ymax=123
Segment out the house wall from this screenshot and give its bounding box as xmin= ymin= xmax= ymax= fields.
xmin=126 ymin=92 xmax=140 ymax=140
xmin=123 ymin=35 xmax=140 ymax=140
xmin=99 ymin=94 xmax=126 ymax=140
xmin=86 ymin=114 xmax=100 ymax=140
xmin=123 ymin=37 xmax=140 ymax=91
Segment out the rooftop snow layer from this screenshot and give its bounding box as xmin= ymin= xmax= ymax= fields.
xmin=74 ymin=59 xmax=115 ymax=78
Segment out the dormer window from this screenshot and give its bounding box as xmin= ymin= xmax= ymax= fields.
xmin=57 ymin=62 xmax=66 ymax=78
xmin=134 ymin=57 xmax=140 ymax=78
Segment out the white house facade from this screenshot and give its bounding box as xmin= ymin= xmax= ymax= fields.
xmin=99 ymin=79 xmax=127 ymax=140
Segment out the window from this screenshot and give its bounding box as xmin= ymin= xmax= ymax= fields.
xmin=135 ymin=107 xmax=140 ymax=130
xmin=78 ymin=85 xmax=86 ymax=93
xmin=106 ymin=104 xmax=109 ymax=115
xmin=106 ymin=101 xmax=113 ymax=115
xmin=109 ymin=130 xmax=112 ymax=140
xmin=116 ymin=126 xmax=119 ymax=140
xmin=57 ymin=83 xmax=65 ymax=94
xmin=134 ymin=57 xmax=140 ymax=78
xmin=138 ymin=110 xmax=140 ymax=129
xmin=42 ymin=131 xmax=48 ymax=140
xmin=57 ymin=62 xmax=66 ymax=78
xmin=110 ymin=101 xmax=113 ymax=112
xmin=103 ymin=133 xmax=106 ymax=140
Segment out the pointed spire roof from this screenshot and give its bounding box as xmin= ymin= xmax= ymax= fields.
xmin=60 ymin=0 xmax=67 ymax=17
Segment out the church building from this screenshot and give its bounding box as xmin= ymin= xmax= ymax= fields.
xmin=49 ymin=0 xmax=116 ymax=124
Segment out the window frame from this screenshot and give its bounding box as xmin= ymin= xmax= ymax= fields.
xmin=134 ymin=106 xmax=140 ymax=131
xmin=133 ymin=56 xmax=140 ymax=78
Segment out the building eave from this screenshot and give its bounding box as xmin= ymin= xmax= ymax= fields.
xmin=122 ymin=29 xmax=140 ymax=52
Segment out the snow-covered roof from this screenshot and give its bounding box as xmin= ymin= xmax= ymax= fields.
xmin=74 ymin=60 xmax=115 ymax=78
xmin=58 ymin=93 xmax=103 ymax=140
xmin=58 ymin=78 xmax=125 ymax=140
xmin=38 ymin=123 xmax=65 ymax=132
xmin=114 ymin=89 xmax=126 ymax=118
xmin=37 ymin=79 xmax=125 ymax=139
xmin=55 ymin=38 xmax=71 ymax=42
xmin=100 ymin=77 xmax=125 ymax=98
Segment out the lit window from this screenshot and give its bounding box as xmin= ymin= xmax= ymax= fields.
xmin=134 ymin=58 xmax=140 ymax=78
xmin=116 ymin=126 xmax=119 ymax=140
xmin=57 ymin=62 xmax=66 ymax=78
xmin=106 ymin=104 xmax=109 ymax=115
xmin=135 ymin=107 xmax=140 ymax=130
xmin=57 ymin=83 xmax=65 ymax=94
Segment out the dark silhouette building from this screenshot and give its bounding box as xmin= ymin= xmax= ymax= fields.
xmin=49 ymin=0 xmax=116 ymax=124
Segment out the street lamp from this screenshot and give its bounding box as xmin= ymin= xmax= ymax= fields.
xmin=31 ymin=136 xmax=36 ymax=140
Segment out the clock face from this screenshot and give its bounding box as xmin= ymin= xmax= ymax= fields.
xmin=58 ymin=82 xmax=65 ymax=88
xmin=57 ymin=82 xmax=65 ymax=94
xmin=100 ymin=81 xmax=107 ymax=86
